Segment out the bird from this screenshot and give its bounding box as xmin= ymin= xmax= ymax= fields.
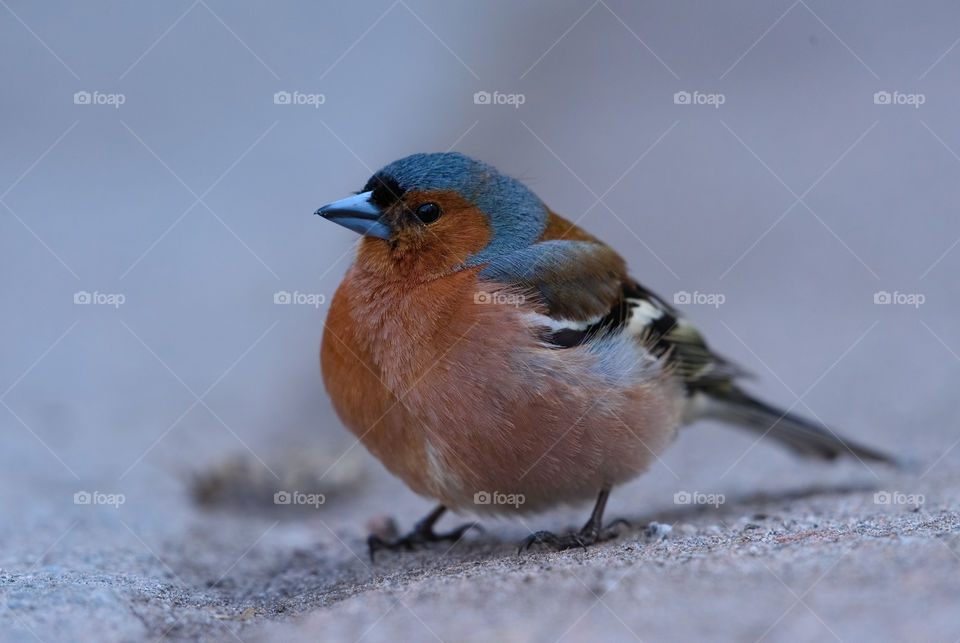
xmin=315 ymin=152 xmax=896 ymax=557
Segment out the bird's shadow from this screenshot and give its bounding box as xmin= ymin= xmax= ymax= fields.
xmin=449 ymin=480 xmax=884 ymax=552
xmin=622 ymin=481 xmax=882 ymax=527
xmin=247 ymin=480 xmax=882 ymax=609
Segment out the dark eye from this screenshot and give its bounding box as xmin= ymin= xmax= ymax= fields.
xmin=415 ymin=202 xmax=442 ymax=224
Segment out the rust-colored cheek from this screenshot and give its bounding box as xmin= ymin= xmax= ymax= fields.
xmin=417 ymin=191 xmax=492 ymax=264
xmin=354 ymin=190 xmax=493 ymax=280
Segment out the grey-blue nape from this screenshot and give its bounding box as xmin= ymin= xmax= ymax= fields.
xmin=371 ymin=152 xmax=548 ymax=266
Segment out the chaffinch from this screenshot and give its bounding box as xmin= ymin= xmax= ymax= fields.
xmin=316 ymin=152 xmax=895 ymax=557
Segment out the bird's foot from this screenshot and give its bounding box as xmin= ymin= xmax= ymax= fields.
xmin=519 ymin=518 xmax=630 ymax=553
xmin=367 ymin=521 xmax=480 ymax=561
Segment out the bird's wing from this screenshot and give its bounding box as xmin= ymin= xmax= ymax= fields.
xmin=478 ymin=215 xmax=746 ymax=391
xmin=478 ymin=239 xmax=626 ymax=321
xmin=613 ymin=280 xmax=749 ymax=389
xmin=479 ymin=217 xmax=895 ymax=467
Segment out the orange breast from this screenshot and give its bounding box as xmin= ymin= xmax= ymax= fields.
xmin=321 ymin=261 xmax=682 ymax=512
xmin=320 ymin=264 xmax=489 ymax=498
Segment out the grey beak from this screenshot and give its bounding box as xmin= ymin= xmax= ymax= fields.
xmin=315 ymin=191 xmax=390 ymax=239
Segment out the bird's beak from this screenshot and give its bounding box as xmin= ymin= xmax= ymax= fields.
xmin=315 ymin=191 xmax=390 ymax=240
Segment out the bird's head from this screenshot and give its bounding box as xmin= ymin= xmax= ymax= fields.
xmin=316 ymin=152 xmax=548 ymax=280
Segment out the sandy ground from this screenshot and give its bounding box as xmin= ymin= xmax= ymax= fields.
xmin=3 ymin=427 xmax=958 ymax=643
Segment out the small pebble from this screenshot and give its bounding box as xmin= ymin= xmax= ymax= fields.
xmin=644 ymin=522 xmax=672 ymax=541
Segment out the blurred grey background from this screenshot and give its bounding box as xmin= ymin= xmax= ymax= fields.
xmin=2 ymin=1 xmax=959 ymax=641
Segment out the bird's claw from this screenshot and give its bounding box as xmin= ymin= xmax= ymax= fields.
xmin=519 ymin=518 xmax=630 ymax=554
xmin=367 ymin=522 xmax=480 ymax=561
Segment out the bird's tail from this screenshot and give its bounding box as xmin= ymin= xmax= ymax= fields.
xmin=700 ymin=386 xmax=899 ymax=465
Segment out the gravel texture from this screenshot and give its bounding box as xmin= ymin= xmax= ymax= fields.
xmin=3 ymin=431 xmax=958 ymax=642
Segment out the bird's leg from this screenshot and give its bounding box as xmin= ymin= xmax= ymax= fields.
xmin=520 ymin=486 xmax=628 ymax=552
xmin=367 ymin=504 xmax=479 ymax=561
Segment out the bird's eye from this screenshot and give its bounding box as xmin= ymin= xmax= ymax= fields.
xmin=415 ymin=202 xmax=442 ymax=224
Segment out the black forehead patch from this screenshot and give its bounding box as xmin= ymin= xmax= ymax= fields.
xmin=362 ymin=173 xmax=405 ymax=209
